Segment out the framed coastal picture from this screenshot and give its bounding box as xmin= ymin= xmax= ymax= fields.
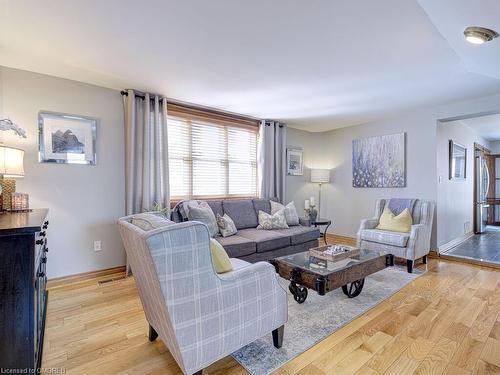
xmin=352 ymin=132 xmax=406 ymax=187
xmin=38 ymin=111 xmax=97 ymax=165
xmin=286 ymin=148 xmax=303 ymax=176
xmin=449 ymin=140 xmax=466 ymax=180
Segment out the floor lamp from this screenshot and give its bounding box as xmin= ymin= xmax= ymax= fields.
xmin=311 ymin=169 xmax=330 ymax=218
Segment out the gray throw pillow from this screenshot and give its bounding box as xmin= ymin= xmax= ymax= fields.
xmin=187 ymin=201 xmax=219 ymax=237
xmin=216 ymin=213 xmax=237 ymax=237
xmin=271 ymin=200 xmax=300 ymax=226
xmin=257 ymin=209 xmax=289 ymax=230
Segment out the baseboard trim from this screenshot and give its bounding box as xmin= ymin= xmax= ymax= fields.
xmin=438 ymin=253 xmax=500 ymax=270
xmin=438 ymin=232 xmax=474 ymax=254
xmin=47 ymin=265 xmax=126 ymax=289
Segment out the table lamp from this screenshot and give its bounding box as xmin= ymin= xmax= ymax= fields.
xmin=0 ymin=145 xmax=25 ymax=211
xmin=311 ymin=169 xmax=330 ymax=218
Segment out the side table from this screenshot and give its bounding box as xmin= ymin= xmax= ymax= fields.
xmin=311 ymin=218 xmax=332 ymax=245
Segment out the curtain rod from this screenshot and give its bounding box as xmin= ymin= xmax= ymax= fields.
xmin=120 ymin=90 xmax=262 ymax=123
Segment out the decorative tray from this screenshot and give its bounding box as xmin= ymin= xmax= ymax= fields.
xmin=309 ymin=244 xmax=360 ymax=262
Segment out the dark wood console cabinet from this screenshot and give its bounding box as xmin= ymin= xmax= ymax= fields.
xmin=0 ymin=209 xmax=49 ymax=371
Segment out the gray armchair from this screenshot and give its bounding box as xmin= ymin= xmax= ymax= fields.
xmin=118 ymin=215 xmax=288 ymax=375
xmin=357 ymin=199 xmax=435 ymax=273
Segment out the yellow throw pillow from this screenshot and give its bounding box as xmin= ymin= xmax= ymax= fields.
xmin=209 ymin=238 xmax=233 ymax=274
xmin=376 ymin=207 xmax=413 ymax=233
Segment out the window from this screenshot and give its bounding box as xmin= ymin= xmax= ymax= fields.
xmin=167 ymin=103 xmax=259 ymax=200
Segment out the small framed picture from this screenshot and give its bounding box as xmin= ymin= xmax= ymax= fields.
xmin=286 ymin=148 xmax=303 ymax=176
xmin=39 ymin=111 xmax=97 ymax=165
xmin=449 ymin=140 xmax=466 ymax=180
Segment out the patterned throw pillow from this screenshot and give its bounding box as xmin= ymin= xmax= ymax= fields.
xmin=216 ymin=213 xmax=237 ymax=237
xmin=186 ymin=201 xmax=219 ymax=237
xmin=257 ymin=209 xmax=289 ymax=230
xmin=270 ymin=200 xmax=300 ymax=226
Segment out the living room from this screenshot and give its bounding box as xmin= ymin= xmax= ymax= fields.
xmin=0 ymin=1 xmax=499 ymax=374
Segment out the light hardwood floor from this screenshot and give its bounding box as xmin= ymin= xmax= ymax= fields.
xmin=43 ymin=246 xmax=500 ymax=374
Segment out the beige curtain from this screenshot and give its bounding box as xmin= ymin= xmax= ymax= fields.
xmin=124 ymin=89 xmax=170 ymax=214
xmin=258 ymin=120 xmax=286 ymax=202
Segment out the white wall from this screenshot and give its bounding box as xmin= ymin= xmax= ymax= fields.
xmin=318 ymin=110 xmax=438 ymax=247
xmin=0 ymin=66 xmax=125 ymax=278
xmin=285 ymin=128 xmax=326 ymax=216
xmin=436 ymin=121 xmax=490 ymax=247
xmin=285 ymin=92 xmax=500 ymax=249
xmin=490 ymin=140 xmax=500 ymax=153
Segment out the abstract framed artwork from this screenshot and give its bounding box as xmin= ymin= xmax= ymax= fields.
xmin=286 ymin=148 xmax=303 ymax=176
xmin=352 ymin=132 xmax=406 ymax=188
xmin=38 ymin=111 xmax=97 ymax=165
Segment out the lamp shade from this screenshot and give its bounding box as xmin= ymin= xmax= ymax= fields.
xmin=0 ymin=145 xmax=25 ymax=177
xmin=311 ymin=169 xmax=330 ymax=183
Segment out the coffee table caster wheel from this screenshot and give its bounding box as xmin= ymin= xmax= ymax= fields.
xmin=342 ymin=278 xmax=365 ymax=298
xmin=289 ymin=283 xmax=308 ymax=303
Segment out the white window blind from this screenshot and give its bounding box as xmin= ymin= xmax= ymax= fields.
xmin=167 ymin=107 xmax=258 ymax=200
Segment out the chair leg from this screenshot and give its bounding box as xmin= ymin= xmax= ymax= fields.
xmin=422 ymin=255 xmax=427 ymax=264
xmin=272 ymin=325 xmax=284 ymax=349
xmin=149 ymin=324 xmax=158 ymax=342
xmin=407 ymin=259 xmax=414 ymax=273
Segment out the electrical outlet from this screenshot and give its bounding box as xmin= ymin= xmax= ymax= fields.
xmin=94 ymin=240 xmax=102 ymax=252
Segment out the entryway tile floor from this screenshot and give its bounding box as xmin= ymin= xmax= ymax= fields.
xmin=443 ymin=226 xmax=500 ymax=265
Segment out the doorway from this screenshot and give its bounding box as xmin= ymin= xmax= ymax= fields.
xmin=437 ymin=113 xmax=500 ymax=266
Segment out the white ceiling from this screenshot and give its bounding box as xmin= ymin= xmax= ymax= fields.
xmin=459 ymin=113 xmax=500 ymax=141
xmin=1 ymin=0 xmax=500 ymax=132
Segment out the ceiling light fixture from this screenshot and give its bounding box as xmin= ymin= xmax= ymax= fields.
xmin=464 ymin=26 xmax=498 ymax=45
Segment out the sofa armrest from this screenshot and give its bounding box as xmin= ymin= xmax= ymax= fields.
xmin=359 ymin=218 xmax=379 ymax=230
xmin=356 ymin=218 xmax=379 ymax=247
xmin=406 ymin=224 xmax=430 ymax=260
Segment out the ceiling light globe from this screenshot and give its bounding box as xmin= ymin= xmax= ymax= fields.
xmin=465 ymin=35 xmax=485 ymax=45
xmin=463 ymin=26 xmax=498 ymax=45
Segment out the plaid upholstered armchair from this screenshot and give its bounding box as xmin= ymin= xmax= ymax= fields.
xmin=118 ymin=216 xmax=287 ymax=375
xmin=357 ymin=199 xmax=435 ymax=273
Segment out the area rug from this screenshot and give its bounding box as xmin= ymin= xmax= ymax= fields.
xmin=232 ymin=265 xmax=424 ymax=375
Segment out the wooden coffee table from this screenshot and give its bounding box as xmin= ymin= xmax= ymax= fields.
xmin=269 ymin=248 xmax=394 ymax=303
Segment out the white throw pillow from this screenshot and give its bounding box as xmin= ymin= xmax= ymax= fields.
xmin=257 ymin=209 xmax=289 ymax=230
xmin=216 ymin=213 xmax=237 ymax=237
xmin=270 ymin=201 xmax=300 ymax=226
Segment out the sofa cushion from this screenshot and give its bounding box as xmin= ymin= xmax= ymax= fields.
xmin=360 ymin=229 xmax=409 ymax=248
xmin=252 ymin=199 xmax=271 ymax=215
xmin=274 ymin=226 xmax=320 ymax=245
xmin=216 ymin=235 xmax=256 ymax=258
xmin=237 ymin=228 xmax=290 ymax=253
xmin=206 ymin=200 xmax=224 ymax=218
xmin=223 ymin=199 xmax=258 ymax=229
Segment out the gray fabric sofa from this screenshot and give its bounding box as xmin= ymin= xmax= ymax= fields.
xmin=171 ymin=198 xmax=320 ymax=262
